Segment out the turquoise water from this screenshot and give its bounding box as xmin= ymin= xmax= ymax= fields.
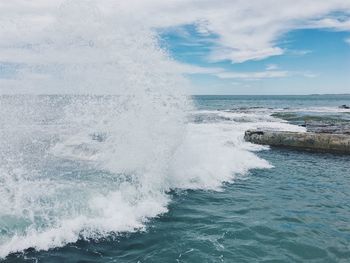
xmin=1 ymin=95 xmax=350 ymax=262
xmin=192 ymin=94 xmax=350 ymax=110
xmin=5 ymin=151 xmax=350 ymax=262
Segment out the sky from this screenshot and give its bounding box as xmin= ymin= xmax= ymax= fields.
xmin=0 ymin=0 xmax=350 ymax=95
xmin=155 ymin=1 xmax=350 ymax=95
xmin=162 ymin=27 xmax=350 ymax=95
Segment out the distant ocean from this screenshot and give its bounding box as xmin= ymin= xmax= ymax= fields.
xmin=1 ymin=94 xmax=350 ymax=262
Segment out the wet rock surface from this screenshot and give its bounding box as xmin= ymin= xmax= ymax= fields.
xmin=305 ymin=121 xmax=350 ymax=134
xmin=244 ymin=130 xmax=350 ymax=154
xmin=271 ymin=111 xmax=350 ymax=134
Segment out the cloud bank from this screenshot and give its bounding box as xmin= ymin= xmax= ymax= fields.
xmin=1 ymin=0 xmax=350 ymax=63
xmin=0 ymin=0 xmax=350 ymax=93
xmin=113 ymin=0 xmax=350 ymax=63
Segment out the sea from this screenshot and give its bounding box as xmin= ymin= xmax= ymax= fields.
xmin=0 ymin=94 xmax=349 ymax=263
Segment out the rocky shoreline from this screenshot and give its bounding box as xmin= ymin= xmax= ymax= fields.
xmin=245 ymin=105 xmax=350 ymax=154
xmin=244 ymin=130 xmax=350 ymax=154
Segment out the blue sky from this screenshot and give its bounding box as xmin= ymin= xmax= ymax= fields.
xmin=161 ymin=26 xmax=350 ymax=95
xmin=1 ymin=0 xmax=350 ymax=95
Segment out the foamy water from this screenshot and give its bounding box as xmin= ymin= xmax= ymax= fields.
xmin=0 ymin=0 xmax=189 ymax=256
xmin=2 ymin=96 xmax=350 ymax=262
xmin=2 ymin=95 xmax=294 ymax=257
xmin=0 ymin=0 xmax=282 ymax=257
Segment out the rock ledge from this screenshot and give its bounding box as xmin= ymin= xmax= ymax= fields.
xmin=244 ymin=130 xmax=350 ymax=154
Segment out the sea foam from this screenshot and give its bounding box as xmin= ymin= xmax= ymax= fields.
xmin=0 ymin=0 xmax=297 ymax=258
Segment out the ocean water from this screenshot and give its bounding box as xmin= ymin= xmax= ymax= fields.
xmin=1 ymin=95 xmax=350 ymax=263
xmin=1 ymin=2 xmax=350 ymax=262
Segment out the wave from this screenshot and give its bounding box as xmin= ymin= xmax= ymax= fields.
xmin=0 ymin=0 xmax=189 ymax=256
xmin=0 ymin=0 xmax=304 ymax=258
xmin=0 ymin=96 xmax=282 ymax=258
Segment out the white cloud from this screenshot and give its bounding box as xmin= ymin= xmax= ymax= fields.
xmin=110 ymin=0 xmax=350 ymax=63
xmin=304 ymin=18 xmax=350 ymax=31
xmin=209 ymin=47 xmax=284 ymax=63
xmin=170 ymin=62 xmax=316 ymax=81
xmin=288 ymin=50 xmax=313 ymax=56
xmin=216 ymin=70 xmax=289 ymax=80
xmin=170 ymin=62 xmax=225 ymax=75
xmin=301 ymin=72 xmax=318 ymax=78
xmin=266 ymin=64 xmax=279 ymax=71
xmin=346 ymin=38 xmax=350 ymax=45
xmin=214 ymin=69 xmax=317 ymax=80
xmin=0 ymin=0 xmax=350 ymax=75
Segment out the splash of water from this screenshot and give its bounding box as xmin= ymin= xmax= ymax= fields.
xmin=0 ymin=0 xmax=273 ymax=258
